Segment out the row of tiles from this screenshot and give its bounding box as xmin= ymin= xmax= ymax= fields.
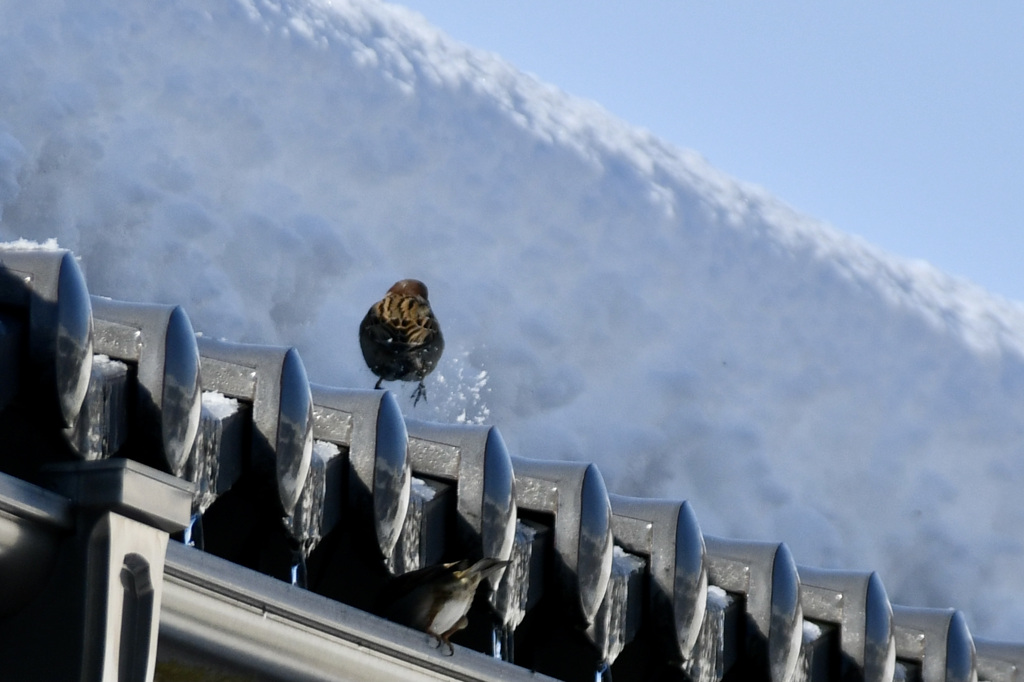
xmin=0 ymin=245 xmax=1022 ymax=682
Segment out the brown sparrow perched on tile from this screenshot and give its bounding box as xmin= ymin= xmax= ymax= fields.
xmin=376 ymin=558 xmax=508 ymax=655
xmin=359 ymin=279 xmax=444 ymax=406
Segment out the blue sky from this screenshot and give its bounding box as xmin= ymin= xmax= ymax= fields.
xmin=393 ymin=1 xmax=1024 ymax=302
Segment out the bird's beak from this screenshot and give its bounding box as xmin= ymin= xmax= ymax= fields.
xmin=463 ymin=558 xmax=510 ymax=581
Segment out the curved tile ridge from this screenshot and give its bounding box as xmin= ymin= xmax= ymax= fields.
xmin=0 ymin=245 xmax=92 ymax=428
xmin=798 ymin=566 xmax=895 ymax=682
xmin=195 ymin=337 xmax=314 ymax=517
xmin=892 ymin=606 xmax=976 ymax=682
xmin=91 ymin=296 xmax=202 ymax=476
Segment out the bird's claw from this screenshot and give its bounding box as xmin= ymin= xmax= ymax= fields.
xmin=429 ymin=636 xmax=454 ymax=656
xmin=411 ymin=382 xmax=427 ymax=406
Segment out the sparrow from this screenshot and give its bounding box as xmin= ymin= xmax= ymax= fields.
xmin=376 ymin=558 xmax=509 ymax=655
xmin=359 ymin=279 xmax=444 ymax=406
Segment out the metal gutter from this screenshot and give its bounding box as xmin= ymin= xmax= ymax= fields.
xmin=160 ymin=542 xmax=557 ymax=682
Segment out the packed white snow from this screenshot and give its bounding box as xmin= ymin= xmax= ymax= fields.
xmin=201 ymin=391 xmax=240 ymax=421
xmin=2 ymin=0 xmax=1023 ymax=640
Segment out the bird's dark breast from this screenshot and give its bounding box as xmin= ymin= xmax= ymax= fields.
xmin=360 ymin=329 xmax=443 ymax=382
